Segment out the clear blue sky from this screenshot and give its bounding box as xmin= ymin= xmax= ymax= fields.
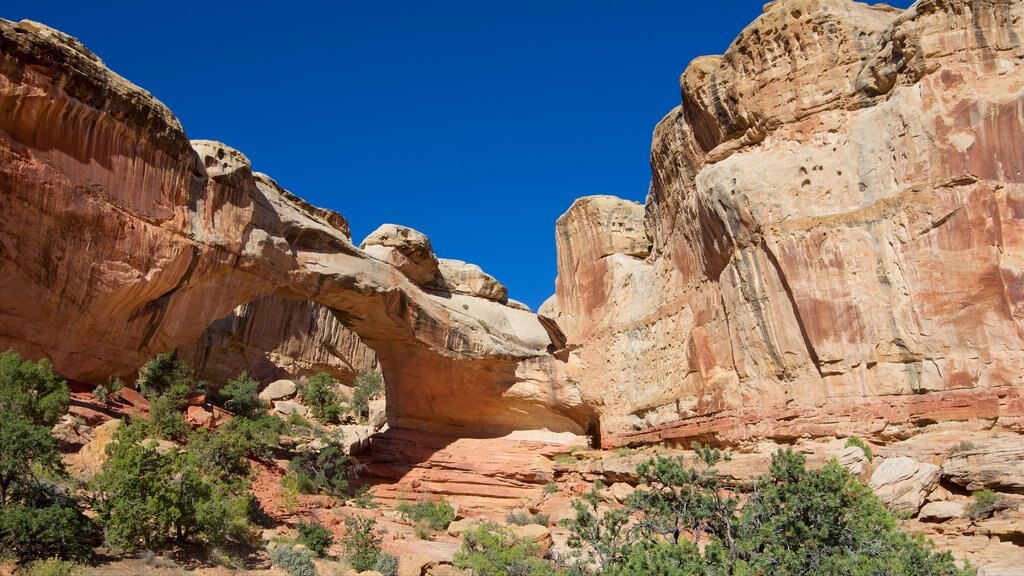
xmin=4 ymin=1 xmax=912 ymax=310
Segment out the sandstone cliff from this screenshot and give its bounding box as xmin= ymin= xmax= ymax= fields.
xmin=0 ymin=19 xmax=585 ymax=435
xmin=547 ymin=0 xmax=1024 ymax=446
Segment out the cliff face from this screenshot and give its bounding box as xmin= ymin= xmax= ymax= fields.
xmin=0 ymin=19 xmax=585 ymax=435
xmin=549 ymin=0 xmax=1024 ymax=445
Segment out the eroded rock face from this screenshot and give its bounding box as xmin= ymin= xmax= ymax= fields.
xmin=547 ymin=0 xmax=1024 ymax=445
xmin=0 ymin=18 xmax=584 ymax=436
xmin=436 ymin=258 xmax=509 ymax=303
xmin=176 ymin=294 xmax=379 ymax=387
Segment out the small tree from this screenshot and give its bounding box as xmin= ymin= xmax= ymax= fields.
xmin=351 ymin=371 xmax=383 ymax=422
xmin=136 ymin=352 xmax=199 ymax=400
xmin=0 ymin=349 xmax=69 ymax=426
xmin=216 ymin=372 xmax=265 ymax=419
xmin=454 ymin=522 xmax=557 ymax=576
xmin=342 ymin=516 xmax=382 ymax=572
xmin=288 ymin=443 xmax=356 ymax=498
xmin=300 ymin=373 xmax=342 ymax=423
xmin=297 ymin=520 xmax=334 ymax=557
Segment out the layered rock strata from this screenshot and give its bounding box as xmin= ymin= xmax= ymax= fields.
xmin=0 ymin=19 xmax=585 ymax=435
xmin=547 ymin=0 xmax=1024 ymax=446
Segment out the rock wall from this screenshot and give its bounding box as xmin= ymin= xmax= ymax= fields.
xmin=175 ymin=294 xmax=379 ymax=386
xmin=547 ymin=0 xmax=1024 ymax=446
xmin=0 ymin=19 xmax=585 ymax=436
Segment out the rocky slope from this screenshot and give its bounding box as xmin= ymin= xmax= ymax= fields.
xmin=545 ymin=0 xmax=1024 ymax=447
xmin=0 ymin=19 xmax=585 ymax=436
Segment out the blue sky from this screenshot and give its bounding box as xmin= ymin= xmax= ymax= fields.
xmin=5 ymin=1 xmax=913 ymax=310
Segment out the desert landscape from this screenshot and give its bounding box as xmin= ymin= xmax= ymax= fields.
xmin=0 ymin=0 xmax=1022 ymax=574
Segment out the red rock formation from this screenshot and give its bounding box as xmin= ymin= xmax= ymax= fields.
xmin=547 ymin=0 xmax=1024 ymax=447
xmin=0 ymin=19 xmax=584 ymax=436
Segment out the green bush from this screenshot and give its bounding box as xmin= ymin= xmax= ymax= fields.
xmin=0 ymin=349 xmax=69 ymax=426
xmin=968 ymin=489 xmax=1009 ymax=520
xmin=544 ymin=482 xmax=558 ymax=494
xmin=270 ymin=545 xmax=318 ymax=576
xmin=216 ymin=415 xmax=284 ymax=461
xmin=454 ymin=522 xmax=557 ymax=576
xmin=352 ymin=486 xmax=378 ymax=509
xmin=351 ymin=371 xmax=383 ymax=422
xmin=91 ymin=423 xmax=251 ymax=550
xmin=557 ymin=448 xmax=971 ymax=576
xmin=20 ymin=558 xmax=88 ymax=576
xmin=845 ymin=436 xmax=874 ymax=462
xmin=506 ymin=511 xmax=549 ymax=526
xmin=297 ymin=520 xmax=334 ymax=558
xmin=0 ymin=353 xmax=94 ymax=564
xmin=215 ymin=372 xmax=265 ymax=419
xmin=92 ymin=377 xmax=123 ymax=405
xmin=136 ymin=353 xmax=201 ymax=400
xmin=396 ymin=498 xmax=456 ymax=531
xmin=342 ymin=516 xmax=382 ymax=572
xmin=287 ymin=444 xmax=355 ymax=498
xmin=300 ymin=373 xmax=343 ymax=423
xmin=374 ymin=551 xmax=399 ymax=576
xmin=142 ymin=394 xmax=190 ymax=442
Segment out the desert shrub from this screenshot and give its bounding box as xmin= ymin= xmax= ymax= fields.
xmin=216 ymin=415 xmax=284 ymax=461
xmin=952 ymin=440 xmax=978 ymax=455
xmin=0 ymin=354 xmax=94 ymax=564
xmin=0 ymin=502 xmax=96 ymax=563
xmin=91 ymin=424 xmax=250 ymax=550
xmin=373 ymin=551 xmax=399 ymax=576
xmin=270 ymin=545 xmax=318 ymax=576
xmin=553 ymin=454 xmax=577 ymax=465
xmin=968 ymin=489 xmax=1010 ymax=520
xmin=506 ymin=511 xmax=549 ymax=526
xmin=454 ymin=522 xmax=557 ymax=576
xmin=287 ymin=444 xmax=355 ymax=498
xmin=352 ymin=486 xmax=378 ymax=509
xmin=92 ymin=377 xmax=123 ymax=405
xmin=20 ymin=558 xmax=88 ymax=576
xmin=188 ymin=428 xmax=252 ymax=485
xmin=0 ymin=349 xmax=69 ymax=426
xmin=136 ymin=353 xmax=201 ymax=400
xmin=297 ymin=520 xmax=334 ymax=558
xmin=215 ymin=372 xmax=265 ymax=419
xmin=557 ymin=448 xmax=970 ymax=576
xmin=844 ymin=436 xmax=874 ymax=462
xmin=142 ymin=394 xmax=190 ymax=442
xmin=342 ymin=516 xmax=382 ymax=572
xmin=544 ymin=482 xmax=558 ymax=494
xmin=395 ymin=498 xmax=456 ymax=531
xmin=300 ymin=373 xmax=343 ymax=423
xmin=351 ymin=371 xmax=383 ymax=421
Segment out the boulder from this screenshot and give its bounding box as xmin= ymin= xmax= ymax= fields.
xmin=259 ymin=379 xmax=297 ymax=401
xmin=185 ymin=405 xmax=214 ymax=429
xmin=274 ymin=400 xmax=309 ymax=416
xmin=837 ymin=445 xmax=869 ymax=476
xmin=435 ymin=259 xmax=508 ymax=303
xmin=361 ymin=224 xmax=441 ymax=286
xmin=869 ymin=457 xmax=941 ymax=514
xmin=919 ymin=501 xmax=966 ymax=521
xmin=942 ymin=438 xmax=1024 ymax=492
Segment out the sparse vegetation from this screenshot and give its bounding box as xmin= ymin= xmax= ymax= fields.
xmin=288 ymin=443 xmax=357 ymax=498
xmin=92 ymin=377 xmax=123 ymax=405
xmin=300 ymin=372 xmax=344 ymax=423
xmin=374 ymin=551 xmax=399 ymax=576
xmin=553 ymin=454 xmax=577 ymax=465
xmin=951 ymin=440 xmax=978 ymax=455
xmin=845 ymin=435 xmax=874 ymax=462
xmin=297 ymin=520 xmax=334 ymax=557
xmin=396 ymin=497 xmax=456 ymax=532
xmin=552 ymin=446 xmax=970 ymax=575
xmin=968 ymin=489 xmax=1010 ymax=521
xmin=544 ymin=482 xmax=558 ymax=494
xmin=270 ymin=545 xmax=319 ymax=576
xmin=506 ymin=510 xmax=550 ymax=526
xmin=20 ymin=558 xmax=89 ymax=576
xmin=454 ymin=521 xmax=557 ymax=576
xmin=214 ymin=371 xmax=265 ymax=418
xmin=351 ymin=370 xmax=383 ymax=422
xmin=342 ymin=516 xmax=382 ymax=572
xmin=352 ymin=486 xmax=378 ymax=509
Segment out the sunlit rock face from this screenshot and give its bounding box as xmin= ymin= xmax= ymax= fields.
xmin=0 ymin=18 xmax=585 ymax=435
xmin=549 ymin=0 xmax=1024 ymax=444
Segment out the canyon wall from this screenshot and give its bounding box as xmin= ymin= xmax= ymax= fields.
xmin=0 ymin=19 xmax=585 ymax=436
xmin=547 ymin=0 xmax=1024 ymax=446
